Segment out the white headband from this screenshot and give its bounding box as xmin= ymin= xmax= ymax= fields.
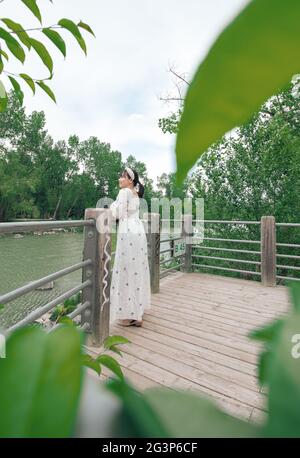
xmin=125 ymin=167 xmax=134 ymax=181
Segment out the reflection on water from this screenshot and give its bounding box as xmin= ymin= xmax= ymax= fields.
xmin=0 ymin=232 xmax=84 ymax=328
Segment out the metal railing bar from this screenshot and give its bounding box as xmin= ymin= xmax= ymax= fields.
xmin=160 ymin=236 xmax=183 ymax=243
xmin=160 ymin=248 xmax=173 ymax=254
xmin=49 ymin=301 xmax=91 ymax=332
xmin=191 ymin=263 xmax=261 ymax=275
xmin=202 ymin=237 xmax=260 ymax=244
xmin=276 ymin=243 xmax=300 ymax=248
xmin=0 ymin=219 xmax=94 ymax=234
xmin=276 ymin=253 xmax=300 ymax=260
xmin=6 ymin=280 xmax=92 ymax=334
xmin=276 ymin=264 xmax=300 ymax=271
xmin=276 ymin=275 xmax=300 ymax=281
xmin=160 ymin=257 xmax=182 ymax=266
xmin=192 ymin=245 xmax=261 ymax=255
xmin=191 ymin=254 xmax=261 ymax=265
xmin=0 ymin=259 xmax=92 ymax=305
xmin=160 ymin=263 xmax=184 ymax=278
xmin=276 ymin=223 xmax=300 ymax=227
xmin=192 ymin=220 xmax=260 ymax=225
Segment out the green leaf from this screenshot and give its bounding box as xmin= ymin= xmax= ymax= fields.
xmin=287 ymin=280 xmax=300 ymax=312
xmin=249 ymin=319 xmax=284 ymax=343
xmin=110 ymin=345 xmax=123 ymax=357
xmin=81 ymin=354 xmax=101 ymax=376
xmin=0 ymin=27 xmax=25 ymax=63
xmin=19 ymin=73 xmax=35 ymax=94
xmin=175 ymin=0 xmax=300 ymax=185
xmin=96 ymin=354 xmax=124 ymax=380
xmin=0 ymin=57 xmax=3 ymax=74
xmin=36 ymin=80 xmax=56 ymax=103
xmin=263 ymin=311 xmax=300 ymax=437
xmin=21 ymin=0 xmax=42 ymax=24
xmin=57 ymin=316 xmax=75 ymax=326
xmin=257 ymin=349 xmax=272 ymax=386
xmin=1 ymin=18 xmax=31 ymax=49
xmin=8 ymin=76 xmax=24 ymax=105
xmin=0 ymin=49 xmax=8 ymax=61
xmin=58 ymin=18 xmax=87 ymax=55
xmin=105 ymin=378 xmax=170 ymax=437
xmin=0 ymin=325 xmax=83 ymax=437
xmin=144 ymin=388 xmax=260 ymax=438
xmin=77 ymin=21 xmax=96 ymax=37
xmin=103 ymin=335 xmax=130 ymax=349
xmin=29 ymin=37 xmax=53 ymax=75
xmin=42 ymin=28 xmax=66 ymax=57
xmin=0 ymin=79 xmax=7 ymax=112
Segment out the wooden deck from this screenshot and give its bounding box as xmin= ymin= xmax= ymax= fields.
xmin=87 ymin=271 xmax=291 ymax=424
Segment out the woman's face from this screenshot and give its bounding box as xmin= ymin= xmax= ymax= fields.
xmin=118 ymin=170 xmax=133 ymax=188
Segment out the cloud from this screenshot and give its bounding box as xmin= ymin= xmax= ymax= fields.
xmin=1 ymin=0 xmax=250 ymax=182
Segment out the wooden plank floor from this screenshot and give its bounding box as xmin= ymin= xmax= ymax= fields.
xmin=87 ymin=271 xmax=291 ymax=424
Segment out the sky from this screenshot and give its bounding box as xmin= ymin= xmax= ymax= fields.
xmin=1 ymin=0 xmax=249 ymax=183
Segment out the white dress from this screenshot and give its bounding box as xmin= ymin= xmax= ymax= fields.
xmin=109 ymin=187 xmax=151 ymax=324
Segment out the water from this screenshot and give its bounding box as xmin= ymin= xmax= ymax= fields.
xmin=0 ymin=228 xmax=180 ymax=329
xmin=0 ymin=232 xmax=85 ymax=328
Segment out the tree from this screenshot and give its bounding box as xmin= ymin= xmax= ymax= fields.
xmin=0 ymin=0 xmax=95 ymax=111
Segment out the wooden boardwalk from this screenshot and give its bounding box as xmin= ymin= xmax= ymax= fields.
xmin=87 ymin=271 xmax=291 ymax=424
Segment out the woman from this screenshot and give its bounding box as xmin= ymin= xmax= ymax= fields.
xmin=109 ymin=167 xmax=151 ymax=327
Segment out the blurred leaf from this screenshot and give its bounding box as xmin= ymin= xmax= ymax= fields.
xmin=249 ymin=319 xmax=284 ymax=343
xmin=42 ymin=28 xmax=66 ymax=57
xmin=78 ymin=21 xmax=96 ymax=37
xmin=0 ymin=57 xmax=3 ymax=74
xmin=19 ymin=73 xmax=35 ymax=94
xmin=57 ymin=316 xmax=75 ymax=326
xmin=36 ymin=80 xmax=56 ymax=103
xmin=21 ymin=0 xmax=42 ymax=24
xmin=263 ymin=311 xmax=300 ymax=437
xmin=81 ymin=354 xmax=101 ymax=376
xmin=175 ymin=0 xmax=300 ymax=185
xmin=58 ymin=18 xmax=87 ymax=55
xmin=0 ymin=325 xmax=83 ymax=437
xmin=0 ymin=27 xmax=25 ymax=63
xmin=29 ymin=37 xmax=53 ymax=74
xmin=103 ymin=335 xmax=130 ymax=349
xmin=1 ymin=18 xmax=31 ymax=49
xmin=287 ymin=280 xmax=300 ymax=312
xmin=8 ymin=76 xmax=24 ymax=105
xmin=96 ymin=354 xmax=123 ymax=380
xmin=0 ymin=80 xmax=7 ymax=112
xmin=105 ymin=378 xmax=169 ymax=437
xmin=144 ymin=388 xmax=260 ymax=438
xmin=109 ymin=345 xmax=123 ymax=358
xmin=0 ymin=49 xmax=9 ymax=61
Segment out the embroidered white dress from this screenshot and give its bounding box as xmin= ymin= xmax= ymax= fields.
xmin=109 ymin=187 xmax=151 ymax=324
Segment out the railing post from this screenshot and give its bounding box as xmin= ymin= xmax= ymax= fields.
xmin=82 ymin=208 xmax=112 ymax=346
xmin=144 ymin=212 xmax=160 ymax=293
xmin=261 ymin=215 xmax=276 ymax=287
xmin=182 ymin=214 xmax=193 ymax=273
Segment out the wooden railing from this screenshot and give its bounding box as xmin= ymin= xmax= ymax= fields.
xmin=1 ymin=212 xmax=299 ymax=346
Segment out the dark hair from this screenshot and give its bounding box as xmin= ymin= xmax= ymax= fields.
xmin=123 ymin=168 xmax=145 ymax=198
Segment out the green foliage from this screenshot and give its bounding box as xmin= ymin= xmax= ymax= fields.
xmin=81 ymin=334 xmax=130 ymax=380
xmin=175 ymin=0 xmax=300 ymax=185
xmin=0 ymin=1 xmax=95 ymax=110
xmin=49 ymin=292 xmax=81 ymax=322
xmin=0 ymin=324 xmax=83 ymax=437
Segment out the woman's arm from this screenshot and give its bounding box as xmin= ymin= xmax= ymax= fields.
xmin=110 ymin=188 xmax=130 ymax=220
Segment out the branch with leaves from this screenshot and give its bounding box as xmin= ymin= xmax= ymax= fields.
xmin=0 ymin=0 xmax=95 ymax=111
